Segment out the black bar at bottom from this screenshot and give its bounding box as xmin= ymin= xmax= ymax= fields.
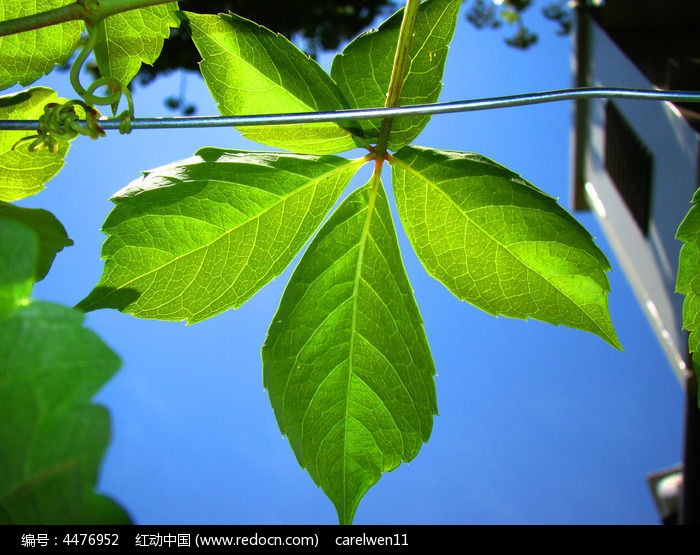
xmin=681 ymin=371 xmax=699 ymax=524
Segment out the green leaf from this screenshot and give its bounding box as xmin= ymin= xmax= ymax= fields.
xmin=78 ymin=148 xmax=364 ymax=323
xmin=263 ymin=181 xmax=436 ymax=525
xmin=94 ymin=3 xmax=179 ymax=87
xmin=392 ymin=146 xmax=621 ymax=348
xmin=0 ymin=142 xmax=71 ymax=202
xmin=0 ymin=219 xmax=37 ymax=315
xmin=0 ymin=202 xmax=73 ymax=281
xmin=676 ymin=188 xmax=700 ymax=391
xmin=330 ymin=0 xmax=460 ymax=150
xmin=0 ymin=301 xmax=129 ymax=524
xmin=0 ymin=1 xmax=82 ymax=90
xmin=0 ymin=215 xmax=127 ymax=522
xmin=0 ymin=87 xmax=71 ymax=201
xmin=500 ymin=9 xmax=520 ymax=25
xmin=185 ymin=11 xmax=361 ymax=155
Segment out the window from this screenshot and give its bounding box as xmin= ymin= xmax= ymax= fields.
xmin=604 ymin=101 xmax=654 ymax=235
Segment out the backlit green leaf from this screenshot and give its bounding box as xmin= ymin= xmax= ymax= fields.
xmin=78 ymin=148 xmax=364 ymax=323
xmin=263 ymin=181 xmax=436 ymax=525
xmin=0 ymin=301 xmax=129 ymax=524
xmin=676 ymin=188 xmax=700 ymax=391
xmin=392 ymin=146 xmax=620 ymax=348
xmin=0 ymin=219 xmax=37 ymax=315
xmin=0 ymin=202 xmax=73 ymax=281
xmin=331 ymin=0 xmax=459 ymax=150
xmin=0 ymin=1 xmax=81 ymax=90
xmin=186 ymin=11 xmax=361 ymax=154
xmin=0 ymin=217 xmax=127 ymax=523
xmin=94 ymin=3 xmax=179 ymax=87
xmin=0 ymin=87 xmax=71 ymax=201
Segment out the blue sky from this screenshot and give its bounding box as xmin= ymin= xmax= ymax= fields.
xmin=20 ymin=4 xmax=685 ymax=524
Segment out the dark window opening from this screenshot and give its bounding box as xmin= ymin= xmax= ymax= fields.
xmin=604 ymin=101 xmax=654 ymax=235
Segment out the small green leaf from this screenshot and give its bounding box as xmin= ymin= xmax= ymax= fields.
xmin=500 ymin=9 xmax=520 ymax=25
xmin=263 ymin=181 xmax=436 ymax=524
xmin=0 ymin=1 xmax=82 ymax=90
xmin=392 ymin=146 xmax=620 ymax=348
xmin=331 ymin=0 xmax=460 ymax=150
xmin=0 ymin=87 xmax=71 ymax=201
xmin=0 ymin=219 xmax=37 ymax=314
xmin=78 ymin=149 xmax=364 ymax=323
xmin=94 ymin=3 xmax=179 ymax=87
xmin=0 ymin=143 xmax=71 ymax=202
xmin=185 ymin=11 xmax=361 ymax=154
xmin=0 ymin=202 xmax=73 ymax=281
xmin=0 ymin=301 xmax=129 ymax=524
xmin=676 ymin=188 xmax=700 ymax=391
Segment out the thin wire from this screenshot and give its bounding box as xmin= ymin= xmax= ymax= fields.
xmin=2 ymin=87 xmax=700 ymax=131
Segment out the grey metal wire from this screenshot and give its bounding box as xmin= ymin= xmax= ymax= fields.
xmin=1 ymin=87 xmax=699 ymax=131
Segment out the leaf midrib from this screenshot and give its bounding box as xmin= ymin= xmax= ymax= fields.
xmin=288 ymin=185 xmax=381 ymax=523
xmin=341 ymin=184 xmax=379 ymax=523
xmin=292 ymin=266 xmax=417 ymax=446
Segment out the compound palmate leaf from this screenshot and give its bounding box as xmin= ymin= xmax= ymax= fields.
xmin=0 ymin=87 xmax=71 ymax=201
xmin=263 ymin=181 xmax=436 ymax=525
xmin=392 ymin=146 xmax=621 ymax=348
xmin=331 ymin=0 xmax=460 ymax=150
xmin=79 ymin=148 xmax=364 ymax=323
xmin=186 ymin=11 xmax=361 ymax=155
xmin=0 ymin=219 xmax=128 ymax=524
xmin=94 ymin=2 xmax=180 ymax=87
xmin=0 ymin=1 xmax=82 ymax=90
xmin=676 ymin=188 xmax=700 ymax=391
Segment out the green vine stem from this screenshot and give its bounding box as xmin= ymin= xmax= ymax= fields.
xmin=367 ymin=0 xmax=418 ymax=250
xmin=373 ymin=0 xmax=421 ymax=162
xmin=0 ymin=0 xmax=176 ymax=37
xmin=70 ymin=23 xmax=134 ymax=133
xmin=364 ymin=0 xmax=419 ymax=290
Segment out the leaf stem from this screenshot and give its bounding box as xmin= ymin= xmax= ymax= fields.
xmin=0 ymin=0 xmax=177 ymax=37
xmin=373 ymin=0 xmax=421 ymax=160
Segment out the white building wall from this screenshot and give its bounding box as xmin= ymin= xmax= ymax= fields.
xmin=579 ymin=21 xmax=699 ymax=383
